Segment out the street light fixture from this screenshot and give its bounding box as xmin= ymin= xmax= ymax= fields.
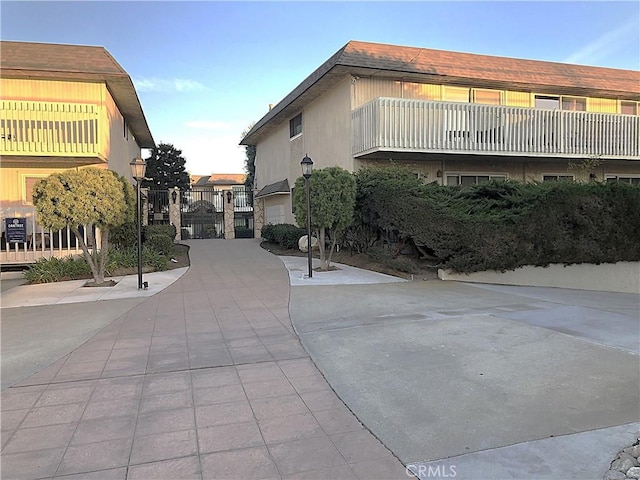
xmin=301 ymin=154 xmax=313 ymax=278
xmin=129 ymin=157 xmax=147 ymax=289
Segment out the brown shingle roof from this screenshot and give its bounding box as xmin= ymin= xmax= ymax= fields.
xmin=190 ymin=173 xmax=247 ymax=186
xmin=255 ymin=179 xmax=290 ymax=198
xmin=0 ymin=41 xmax=155 ymax=148
xmin=341 ymin=41 xmax=639 ymax=94
xmin=241 ymin=40 xmax=640 ymax=145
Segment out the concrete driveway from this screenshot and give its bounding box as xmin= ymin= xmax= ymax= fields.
xmin=286 ymin=263 xmax=639 ymax=480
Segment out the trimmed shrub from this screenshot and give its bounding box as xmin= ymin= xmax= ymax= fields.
xmin=24 ymin=246 xmax=168 ymax=284
xmin=349 ymin=166 xmax=640 ymax=273
xmin=143 ymin=224 xmax=176 ymax=256
xmin=261 ymin=224 xmax=277 ymax=242
xmin=144 ymin=224 xmax=177 ymax=241
xmin=110 ymin=221 xmax=138 ymax=250
xmin=24 ymin=256 xmax=92 ymax=283
xmin=261 ymin=224 xmax=306 ymax=249
xmin=235 ymin=226 xmax=253 ymax=238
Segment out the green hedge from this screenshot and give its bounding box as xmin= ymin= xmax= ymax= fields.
xmin=261 ymin=224 xmax=306 ymax=249
xmin=348 ymin=166 xmax=640 ymax=273
xmin=24 ymin=246 xmax=168 ymax=284
xmin=143 ymin=224 xmax=176 ymax=256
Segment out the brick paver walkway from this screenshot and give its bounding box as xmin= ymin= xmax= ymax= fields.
xmin=1 ymin=240 xmax=406 ymax=479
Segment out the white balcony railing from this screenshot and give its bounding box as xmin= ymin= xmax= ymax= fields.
xmin=352 ymin=98 xmax=640 ymax=159
xmin=1 ymin=101 xmax=102 ymax=157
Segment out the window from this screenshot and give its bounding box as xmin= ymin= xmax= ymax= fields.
xmin=446 ymin=174 xmax=506 ymax=186
xmin=542 ymin=175 xmax=574 ymax=182
xmin=621 ymin=101 xmax=638 ymax=115
xmin=535 ymin=95 xmax=587 ymax=111
xmin=473 ymin=89 xmax=502 ymax=105
xmin=561 ymin=97 xmax=586 ymax=111
xmin=606 ymin=175 xmax=640 ymax=185
xmin=23 ymin=175 xmax=48 ymax=204
xmin=289 ymin=113 xmax=302 ymax=138
xmin=535 ymin=95 xmax=560 ymax=110
xmin=443 ymin=86 xmax=470 ymax=103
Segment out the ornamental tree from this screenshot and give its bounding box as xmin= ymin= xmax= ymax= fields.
xmin=32 ymin=168 xmax=135 ymax=285
xmin=142 ymin=143 xmax=190 ymax=191
xmin=293 ymin=166 xmax=356 ymax=270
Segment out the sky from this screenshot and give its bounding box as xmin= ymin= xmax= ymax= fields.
xmin=2 ymin=1 xmax=638 ymax=175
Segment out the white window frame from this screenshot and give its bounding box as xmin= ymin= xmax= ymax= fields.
xmin=289 ymin=113 xmax=302 ymax=140
xmin=541 ymin=174 xmax=575 ymax=182
xmin=620 ymin=101 xmax=639 ymax=116
xmin=445 ymin=173 xmax=508 ymax=186
xmin=21 ymin=174 xmax=49 ymax=205
xmin=605 ymin=174 xmax=640 ymax=185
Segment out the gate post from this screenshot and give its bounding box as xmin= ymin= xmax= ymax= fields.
xmin=168 ymin=187 xmax=181 ymax=241
xmin=253 ymin=195 xmax=264 ymax=239
xmin=141 ymin=188 xmax=149 ymax=226
xmin=223 ymin=189 xmax=235 ymax=239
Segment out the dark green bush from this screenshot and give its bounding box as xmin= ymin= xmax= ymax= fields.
xmin=144 ymin=224 xmax=177 ymax=241
xmin=110 ymin=221 xmax=138 ymax=250
xmin=235 ymin=226 xmax=253 ymax=238
xmin=261 ymin=224 xmax=277 ymax=242
xmin=143 ymin=224 xmax=176 ymax=255
xmin=24 ymin=246 xmax=168 ymax=284
xmin=349 ymin=166 xmax=640 ymax=273
xmin=261 ymin=224 xmax=306 ymax=249
xmin=24 ymin=256 xmax=92 ymax=283
xmin=276 ymin=225 xmax=306 ymax=249
xmin=106 ymin=246 xmax=168 ymax=272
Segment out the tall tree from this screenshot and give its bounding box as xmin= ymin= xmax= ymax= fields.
xmin=293 ymin=166 xmax=356 ymax=270
xmin=33 ymin=168 xmax=135 ymax=285
xmin=241 ymin=123 xmax=256 ymax=189
xmin=142 ymin=143 xmax=190 ymax=190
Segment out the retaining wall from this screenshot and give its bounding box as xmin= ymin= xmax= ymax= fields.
xmin=438 ymin=262 xmax=640 ymax=294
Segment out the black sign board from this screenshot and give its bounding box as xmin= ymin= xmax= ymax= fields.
xmin=5 ymin=218 xmax=27 ymax=243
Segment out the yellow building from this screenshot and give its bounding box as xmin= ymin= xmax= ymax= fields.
xmin=1 ymin=40 xmax=155 ymax=263
xmin=241 ymin=40 xmax=640 ymax=228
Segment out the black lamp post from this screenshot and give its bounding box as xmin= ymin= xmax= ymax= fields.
xmin=301 ymin=155 xmax=313 ymax=278
xmin=129 ymin=157 xmax=147 ymax=289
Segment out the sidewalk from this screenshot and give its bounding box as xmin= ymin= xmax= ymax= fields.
xmin=1 ymin=240 xmax=407 ymax=479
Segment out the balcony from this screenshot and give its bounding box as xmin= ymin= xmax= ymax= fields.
xmin=1 ymin=100 xmax=106 ymax=159
xmin=352 ymin=98 xmax=640 ymax=160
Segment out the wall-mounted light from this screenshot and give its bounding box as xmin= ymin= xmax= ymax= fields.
xmin=171 ymin=190 xmax=178 ymax=204
xmin=226 ymin=190 xmax=233 ymax=204
xmin=436 ymin=170 xmax=443 ymax=178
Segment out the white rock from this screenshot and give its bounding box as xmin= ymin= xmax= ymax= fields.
xmin=603 ymin=469 xmax=627 ymax=480
xmin=611 ymin=457 xmax=635 ymax=473
xmin=627 ymin=466 xmax=640 ymax=478
xmin=299 ymin=235 xmax=318 ymax=253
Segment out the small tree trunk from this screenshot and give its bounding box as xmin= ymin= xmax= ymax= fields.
xmin=97 ymin=229 xmax=110 ymax=284
xmin=318 ymin=227 xmax=329 ymax=270
xmin=72 ymin=225 xmax=102 ymax=284
xmin=326 ymin=234 xmax=338 ymax=269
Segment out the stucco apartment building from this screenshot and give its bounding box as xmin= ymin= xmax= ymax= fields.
xmin=0 ymin=40 xmax=154 ymax=262
xmin=241 ymin=40 xmax=640 ymax=228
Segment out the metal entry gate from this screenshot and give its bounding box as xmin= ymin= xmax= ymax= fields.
xmin=147 ymin=190 xmax=170 ymax=225
xmin=181 ymin=187 xmax=224 ymax=239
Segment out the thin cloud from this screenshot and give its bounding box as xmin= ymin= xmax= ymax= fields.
xmin=133 ymin=77 xmax=208 ymax=93
xmin=563 ymin=19 xmax=638 ymax=65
